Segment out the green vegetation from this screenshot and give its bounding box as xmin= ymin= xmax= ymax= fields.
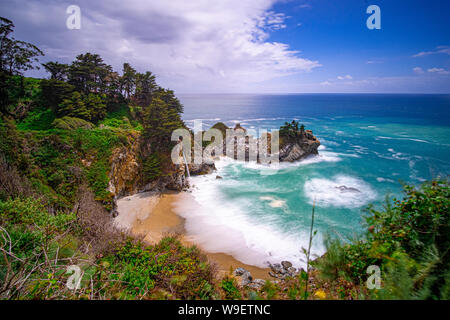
xmin=1 ymin=16 xmax=448 ymax=301
xmin=0 ymin=197 xmax=218 ymax=299
xmin=0 ymin=16 xmax=186 ymax=210
xmin=221 ymin=277 xmax=242 ymax=299
xmin=142 ymin=153 xmax=163 ymax=182
xmin=52 ymin=116 xmax=93 ymax=130
xmin=312 ymin=180 xmax=449 ymax=299
xmin=211 ymin=122 xmax=229 ymax=137
xmin=279 ymin=120 xmax=305 ymax=141
xmin=103 ymin=238 xmax=217 ymax=299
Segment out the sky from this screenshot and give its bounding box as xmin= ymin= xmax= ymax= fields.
xmin=1 ymin=0 xmax=449 ymax=93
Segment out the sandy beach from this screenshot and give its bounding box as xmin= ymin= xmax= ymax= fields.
xmin=115 ymin=191 xmax=271 ymax=280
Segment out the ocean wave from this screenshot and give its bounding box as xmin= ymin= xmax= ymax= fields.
xmin=304 ymin=175 xmax=377 ymax=208
xmin=259 ymin=196 xmax=287 ymax=208
xmin=376 ymin=136 xmax=431 ymax=144
xmin=211 ymin=151 xmax=343 ymax=175
xmin=376 ymin=177 xmax=395 ymax=183
xmin=185 ymin=117 xmax=222 ymax=122
xmin=174 ymin=177 xmax=325 ymax=268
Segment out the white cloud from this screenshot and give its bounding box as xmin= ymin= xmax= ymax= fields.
xmin=1 ymin=0 xmax=321 ymax=93
xmin=413 ymin=67 xmax=424 ymax=74
xmin=413 ymin=46 xmax=450 ymax=58
xmin=298 ymin=4 xmax=312 ymax=9
xmin=427 ymin=68 xmax=450 ymax=75
xmin=320 ymin=81 xmax=331 ymax=86
xmin=337 ymin=74 xmax=352 ymax=80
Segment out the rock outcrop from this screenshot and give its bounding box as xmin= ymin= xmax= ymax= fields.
xmin=233 ymin=268 xmax=266 ymax=289
xmin=188 ymin=160 xmax=216 ymax=175
xmin=268 ymin=261 xmax=302 ymax=280
xmin=108 ymin=132 xmax=141 ymax=197
xmin=335 ymin=185 xmax=361 ymax=193
xmin=210 ymin=122 xmax=320 ymax=163
xmin=279 ymin=130 xmax=320 ymax=162
xmin=108 ymin=133 xmax=189 ymax=199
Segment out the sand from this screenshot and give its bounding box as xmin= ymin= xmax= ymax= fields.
xmin=114 ymin=191 xmax=160 ymax=230
xmin=115 ymin=191 xmax=271 ymax=280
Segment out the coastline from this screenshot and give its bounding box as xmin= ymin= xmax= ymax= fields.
xmin=115 ymin=191 xmax=271 ymax=280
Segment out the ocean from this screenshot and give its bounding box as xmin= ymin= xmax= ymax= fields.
xmin=173 ymin=94 xmax=450 ymax=268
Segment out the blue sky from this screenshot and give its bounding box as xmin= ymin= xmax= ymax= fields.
xmin=262 ymin=0 xmax=450 ymax=93
xmin=1 ymin=0 xmax=449 ymax=93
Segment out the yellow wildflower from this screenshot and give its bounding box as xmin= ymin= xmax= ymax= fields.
xmin=314 ymin=289 xmax=327 ymax=300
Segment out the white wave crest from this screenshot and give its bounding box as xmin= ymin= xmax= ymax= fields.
xmin=304 ymin=175 xmax=377 ymax=208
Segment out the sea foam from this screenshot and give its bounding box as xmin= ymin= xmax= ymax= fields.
xmin=174 ymin=170 xmax=325 ymax=269
xmin=304 ymin=175 xmax=377 ymax=208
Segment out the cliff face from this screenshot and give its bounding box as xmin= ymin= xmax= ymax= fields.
xmin=108 ymin=133 xmax=141 ymax=197
xmin=108 ymin=133 xmax=189 ymax=199
xmin=279 ymin=130 xmax=320 ymax=162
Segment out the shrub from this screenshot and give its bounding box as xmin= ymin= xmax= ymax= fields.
xmin=221 ymin=276 xmax=242 ymax=300
xmin=52 ymin=116 xmax=93 ymax=130
xmin=104 ymin=237 xmax=217 ymax=299
xmin=0 ymin=197 xmax=75 ymax=230
xmin=17 ymin=107 xmax=55 ymax=131
xmin=314 ymin=180 xmax=450 ymax=299
xmin=143 ymin=153 xmax=162 ymax=182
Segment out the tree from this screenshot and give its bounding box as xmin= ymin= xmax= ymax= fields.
xmin=0 ymin=18 xmax=43 ymax=76
xmin=68 ymin=53 xmax=112 ymax=95
xmin=56 ymin=91 xmax=107 ymax=123
xmin=42 ymin=61 xmax=69 ymax=81
xmin=0 ymin=17 xmax=14 ymax=73
xmin=134 ymin=71 xmax=157 ymax=106
xmin=57 ymin=91 xmax=90 ymax=121
xmin=40 ymin=79 xmax=75 ymax=111
xmin=121 ymin=63 xmax=136 ymax=99
xmin=0 ymin=17 xmax=43 ymax=114
xmin=84 ymin=93 xmax=106 ymax=122
xmin=142 ymin=93 xmax=184 ymax=151
xmin=156 ymin=88 xmax=184 ymax=114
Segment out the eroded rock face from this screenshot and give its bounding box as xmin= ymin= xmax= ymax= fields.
xmin=108 ymin=133 xmax=189 ymax=197
xmin=108 ymin=133 xmax=141 ymax=197
xmin=279 ymin=130 xmax=320 ymax=162
xmin=188 ymin=160 xmax=216 ymax=175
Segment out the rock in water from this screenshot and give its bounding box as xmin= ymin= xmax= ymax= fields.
xmin=279 ymin=129 xmax=320 ymax=162
xmin=188 ymin=161 xmax=216 ymax=175
xmin=336 ymin=185 xmax=361 ymax=193
xmin=281 ymin=261 xmax=293 ymax=269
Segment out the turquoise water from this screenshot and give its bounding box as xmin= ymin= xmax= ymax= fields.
xmin=174 ymin=94 xmax=450 ymax=268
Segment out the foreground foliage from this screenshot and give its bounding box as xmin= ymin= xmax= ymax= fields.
xmin=313 ymin=180 xmax=449 ymax=299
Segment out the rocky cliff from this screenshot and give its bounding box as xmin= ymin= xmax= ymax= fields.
xmin=279 ymin=129 xmax=320 ymax=162
xmin=211 ymin=122 xmax=320 ymax=163
xmin=108 ymin=133 xmax=190 ymax=199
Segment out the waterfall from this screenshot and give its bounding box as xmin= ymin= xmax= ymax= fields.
xmin=182 ymin=150 xmax=190 ymax=178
